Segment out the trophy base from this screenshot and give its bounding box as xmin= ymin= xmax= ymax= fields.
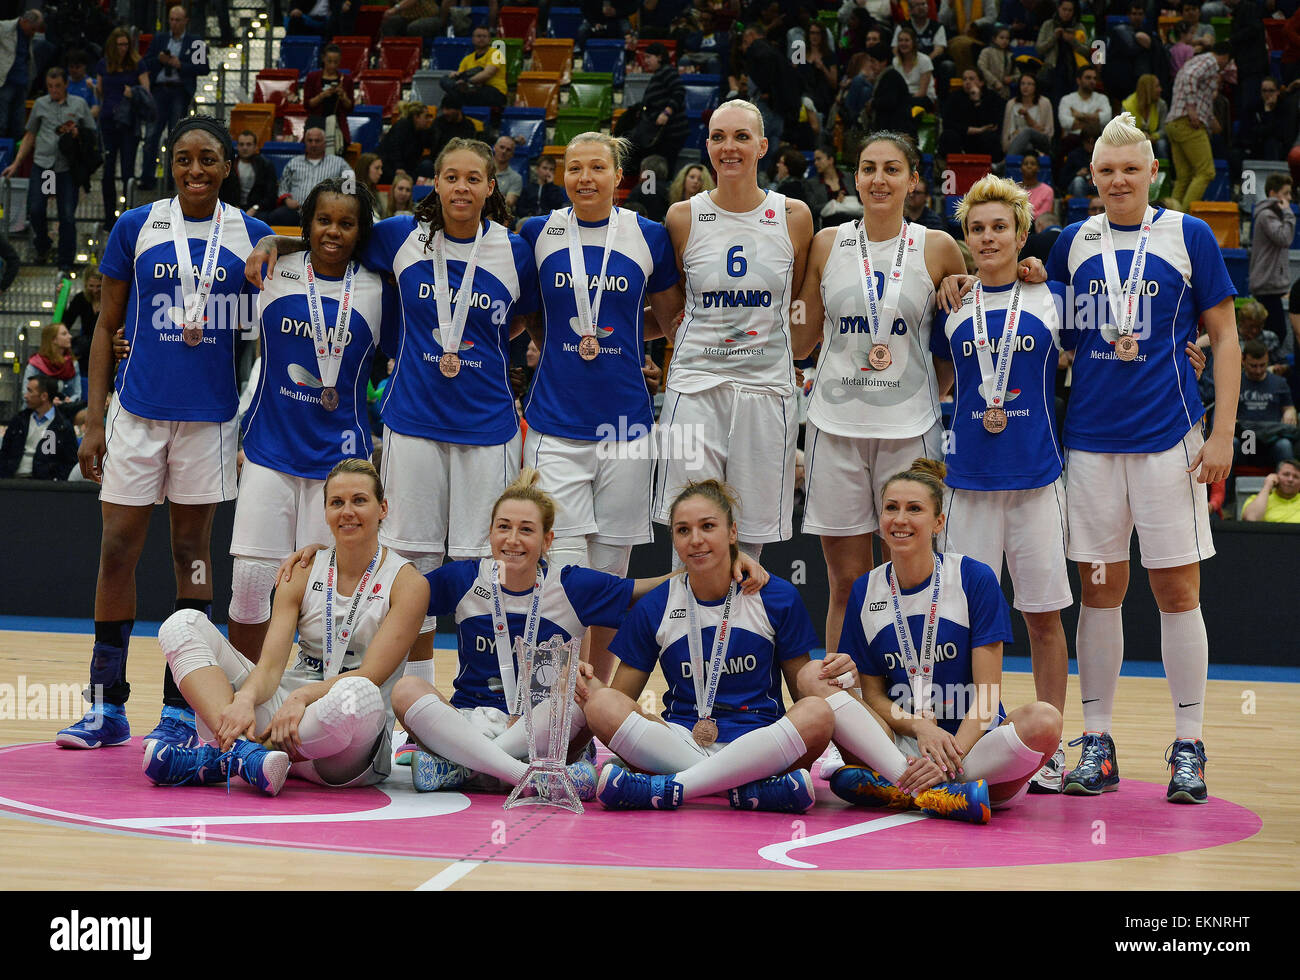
xmin=503 ymin=762 xmax=584 ymax=814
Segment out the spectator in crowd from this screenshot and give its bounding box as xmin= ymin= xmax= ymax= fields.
xmin=1241 ymin=458 xmax=1300 ymax=523
xmin=442 ymin=26 xmax=507 ymax=108
xmin=303 ymin=44 xmax=355 ymax=155
xmin=1061 ymin=122 xmax=1100 ymax=197
xmin=2 ymin=66 xmax=96 ymax=276
xmin=1122 ymin=73 xmax=1170 ymax=161
xmin=0 ymin=230 xmax=18 ymax=295
xmin=515 ymin=153 xmax=568 ymax=221
xmin=904 ymin=174 xmax=947 ymax=231
xmin=842 ymin=51 xmax=876 ymax=126
xmin=1058 ymin=65 xmax=1112 ymax=144
xmin=739 ymin=26 xmax=791 ymax=170
xmin=65 ymin=50 xmax=98 ymax=119
xmin=64 ymin=262 xmax=100 ymax=379
xmin=941 ymin=67 xmax=1005 ymax=158
xmin=355 ymin=151 xmax=384 ymax=215
xmin=1170 ymin=0 xmax=1215 ymax=62
xmin=811 ymin=143 xmax=860 ymax=224
xmin=893 ymin=24 xmax=937 ymax=108
xmin=941 ymin=0 xmax=1001 ymax=36
xmin=863 ymin=41 xmax=916 ymax=134
xmin=771 ymin=144 xmax=816 ymax=206
xmin=624 ymin=42 xmax=688 ymax=174
xmin=289 ymin=0 xmax=362 ymax=36
xmin=1220 ymin=0 xmax=1267 ymax=122
xmin=0 ymin=376 xmax=78 ymax=480
xmin=1002 ymin=0 xmax=1052 ymax=41
xmin=140 ymin=6 xmax=209 ymax=193
xmin=667 ymin=160 xmax=714 ymax=205
xmin=1249 ymin=174 xmax=1297 ymax=345
xmin=1237 ymin=299 xmax=1285 ymax=363
xmin=1002 ymin=70 xmax=1054 ymax=156
xmin=978 ymin=24 xmax=1018 ymax=100
xmin=1019 ymin=152 xmax=1054 ymax=221
xmin=1105 ymin=0 xmax=1169 ymax=103
xmin=895 ymin=1 xmax=948 ymax=65
xmin=639 ymin=0 xmax=690 ymax=39
xmin=0 ymin=11 xmax=44 ymax=139
xmin=491 ymin=134 xmax=522 ymax=210
xmin=1036 ymin=0 xmax=1089 ymax=100
xmin=1166 ymin=42 xmax=1232 ymax=211
xmin=387 ymin=169 xmax=415 ymax=216
xmin=429 ymin=92 xmax=477 ymax=160
xmin=680 ymin=7 xmax=725 ymax=73
xmin=1235 ymin=340 xmax=1297 ymax=468
xmin=94 ymin=30 xmax=150 ymax=231
xmin=623 ymin=153 xmax=671 ymax=221
xmin=377 ymin=100 xmax=437 ymax=182
xmin=1248 ymin=77 xmax=1300 ymax=162
xmin=24 ymin=321 xmax=81 ymax=407
xmin=264 ymin=125 xmax=350 ymax=225
xmin=800 ymin=21 xmax=840 ymax=120
xmin=380 ymin=0 xmax=443 ymax=37
xmin=579 ymin=0 xmax=637 ymax=42
xmin=219 ymin=129 xmax=279 ymax=218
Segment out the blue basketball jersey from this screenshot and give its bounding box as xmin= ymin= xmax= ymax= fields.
xmin=363 ymin=216 xmax=539 ymax=445
xmin=1046 ymin=209 xmax=1235 ymax=454
xmin=518 ymin=208 xmax=679 ymax=441
xmin=240 ymin=252 xmax=397 ymax=480
xmin=610 ymin=576 xmax=818 ymax=742
xmin=840 ymin=554 xmax=1012 ymax=736
xmin=426 ymin=559 xmax=633 ymax=712
xmin=100 ymin=201 xmax=272 ymax=422
xmin=930 ymin=280 xmax=1065 ymax=490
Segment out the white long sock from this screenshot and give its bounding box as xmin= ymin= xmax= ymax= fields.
xmin=606 ymin=713 xmax=702 ymax=774
xmin=1160 ymin=606 xmax=1208 ymax=740
xmin=1076 ymin=604 xmax=1124 ymax=732
xmin=675 ymin=717 xmax=806 ymax=799
xmin=404 ymin=694 xmax=528 ymax=785
xmin=960 ymin=722 xmax=1043 ymax=787
xmin=402 ymin=658 xmax=435 ymax=685
xmin=493 ymin=700 xmax=588 ymax=761
xmin=826 ymin=690 xmax=907 ymax=782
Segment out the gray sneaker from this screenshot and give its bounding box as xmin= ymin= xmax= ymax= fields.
xmin=1028 ymin=743 xmax=1065 ymax=794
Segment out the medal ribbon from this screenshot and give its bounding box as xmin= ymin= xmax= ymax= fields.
xmin=432 ymin=222 xmax=485 ymax=357
xmin=170 ymin=197 xmax=226 ymax=326
xmin=854 ymin=218 xmax=910 ymax=352
xmin=323 ymin=545 xmax=382 ymax=679
xmin=566 ymin=207 xmax=619 ymax=340
xmin=885 ymin=554 xmax=943 ymax=720
xmin=1098 ymin=207 xmax=1154 ymax=340
xmin=971 ymin=280 xmax=1024 ymax=411
xmin=684 ymin=578 xmax=737 ymax=724
xmin=304 ymin=258 xmax=356 ymax=392
xmin=488 ymin=559 xmax=547 ymax=714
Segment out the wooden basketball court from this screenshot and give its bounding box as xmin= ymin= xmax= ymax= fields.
xmin=0 ymin=626 xmax=1292 ymax=890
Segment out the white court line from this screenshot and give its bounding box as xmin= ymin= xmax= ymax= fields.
xmin=757 ymin=812 xmax=928 ymax=869
xmin=416 ymin=860 xmax=481 ymax=891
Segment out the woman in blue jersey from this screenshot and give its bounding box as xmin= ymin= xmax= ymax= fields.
xmin=247 ymin=137 xmax=538 ymax=718
xmin=582 ymin=479 xmax=836 ymax=814
xmin=144 ymin=459 xmax=428 ymax=795
xmin=60 ymin=116 xmax=273 ymax=754
xmin=516 ymin=131 xmax=685 ymax=685
xmin=798 ymin=458 xmax=1063 ymax=823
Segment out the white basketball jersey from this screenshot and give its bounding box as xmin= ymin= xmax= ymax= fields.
xmin=807 ymin=220 xmax=942 ymax=439
xmin=669 ymin=189 xmax=797 ymax=395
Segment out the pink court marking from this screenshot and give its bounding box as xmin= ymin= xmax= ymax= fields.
xmin=0 ymin=741 xmax=1261 ymax=872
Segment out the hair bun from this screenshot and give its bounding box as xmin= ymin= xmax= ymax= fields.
xmin=909 ymin=457 xmax=947 ymax=482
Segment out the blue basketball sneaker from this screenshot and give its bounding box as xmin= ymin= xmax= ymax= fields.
xmin=220 ymin=739 xmax=291 ymax=796
xmin=142 ymin=739 xmax=225 ymax=786
xmin=1062 ymin=732 xmax=1120 ymax=795
xmin=143 ymin=706 xmax=201 ymax=749
xmin=729 ymin=769 xmax=816 ymax=813
xmin=55 ymin=700 xmax=131 ymax=749
xmin=412 ymin=750 xmax=471 ymax=791
xmin=567 ymin=756 xmax=598 ymax=802
xmin=596 ymin=766 xmax=682 ymax=810
xmin=1165 ymin=738 xmax=1208 ymax=804
xmin=914 ymin=778 xmax=991 ymax=824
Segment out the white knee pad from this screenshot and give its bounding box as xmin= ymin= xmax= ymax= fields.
xmin=316 ymin=675 xmax=386 ymax=742
xmin=228 ymin=556 xmax=280 ymax=625
xmin=547 ymin=536 xmax=589 ymax=571
xmin=157 ymin=608 xmax=219 ymax=684
xmin=588 ymin=541 xmax=631 ymax=577
xmin=394 ymin=549 xmax=444 ymax=633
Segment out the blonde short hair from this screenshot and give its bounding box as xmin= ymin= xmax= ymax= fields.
xmin=564 ymin=131 xmax=632 ymax=170
xmin=954 ymin=174 xmax=1034 ymax=240
xmin=1093 ymin=111 xmax=1155 ymax=165
xmin=712 ymin=99 xmax=765 ymax=137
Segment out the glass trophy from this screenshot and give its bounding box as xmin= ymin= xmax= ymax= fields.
xmin=503 ymin=635 xmax=584 ymax=813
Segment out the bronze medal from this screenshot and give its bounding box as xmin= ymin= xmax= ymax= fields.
xmin=439 ymin=352 xmax=461 ymax=378
xmin=868 ymin=343 xmax=892 ymax=371
xmin=320 ymin=386 xmax=339 ymax=412
xmin=691 ymin=717 xmax=718 ymax=748
xmin=578 ymin=335 xmax=600 ymax=361
xmin=1115 ymin=335 xmax=1139 ymax=361
xmin=982 ymin=406 xmax=1008 ymax=434
xmin=182 ymin=324 xmax=203 ymax=347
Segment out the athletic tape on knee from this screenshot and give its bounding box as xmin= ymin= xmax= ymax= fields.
xmin=961 ymin=722 xmax=1042 ymax=786
xmin=546 ymin=537 xmax=589 ymax=571
xmin=394 ymin=549 xmax=443 ymax=633
xmin=157 ymin=608 xmax=222 ymax=685
xmin=228 ymin=556 xmax=280 ymax=625
xmin=588 ymin=541 xmax=632 ymax=577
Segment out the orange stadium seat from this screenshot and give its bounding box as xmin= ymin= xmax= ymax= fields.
xmin=515 ymin=70 xmax=562 ymax=120
xmin=228 ymin=104 xmax=276 ymax=147
xmin=1189 ymin=201 xmax=1240 ymax=248
xmin=530 ymin=39 xmax=574 ymax=84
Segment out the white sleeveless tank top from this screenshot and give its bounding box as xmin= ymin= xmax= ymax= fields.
xmin=807 ymin=220 xmax=942 ymax=439
xmin=669 ymin=189 xmax=797 ymax=395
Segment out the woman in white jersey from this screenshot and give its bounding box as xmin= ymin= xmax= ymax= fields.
xmin=143 ymin=459 xmax=428 ymax=795
xmin=59 ymin=117 xmax=273 ymax=754
xmin=654 ymin=99 xmax=815 ymax=559
xmin=247 ymin=138 xmax=538 ymax=728
xmin=516 ymin=132 xmax=685 ymax=684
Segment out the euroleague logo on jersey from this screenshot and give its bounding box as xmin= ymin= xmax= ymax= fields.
xmin=759 ymin=207 xmax=777 ymax=226
xmin=366 ymin=582 xmax=384 ymax=601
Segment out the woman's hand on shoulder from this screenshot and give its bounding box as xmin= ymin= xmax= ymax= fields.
xmin=1018 ymin=256 xmax=1047 ymax=284
xmin=732 ymin=552 xmax=769 ymax=594
xmin=112 ymin=327 xmax=129 ymax=362
xmin=278 ymin=543 xmax=325 ymax=586
xmin=936 ymin=273 xmax=976 ymax=313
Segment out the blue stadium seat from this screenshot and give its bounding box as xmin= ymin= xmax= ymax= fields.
xmin=412 ymin=183 xmax=436 ymax=202
xmin=682 ymin=73 xmax=721 ymax=113
xmin=1067 ymin=197 xmax=1091 ymax=224
xmin=347 ymin=106 xmax=385 ymax=152
xmin=547 ymin=7 xmax=583 ymax=39
xmin=1203 ymin=159 xmax=1231 ymax=201
xmin=1004 ymin=153 xmax=1051 ymax=186
xmin=260 ymin=140 xmax=304 ymax=178
xmin=433 ymin=36 xmax=475 ymax=71
xmin=469 ymin=5 xmax=491 ymax=29
xmin=1220 ymin=248 xmax=1250 ymax=296
xmin=685 ymin=111 xmax=708 ymax=152
xmin=920 ymin=152 xmax=934 ymax=183
xmin=500 ymin=107 xmax=547 ymax=159
xmin=509 ymin=153 xmax=530 ymax=181
xmin=463 ymin=104 xmax=492 ymax=131
xmin=1291 ymin=204 xmax=1300 ymax=249
xmin=582 ymin=39 xmax=625 ymax=85
xmin=278 ymin=37 xmax=320 ymax=78
xmin=801 ymin=151 xmax=815 ymax=178
xmin=0 ymin=136 xmax=13 ymax=170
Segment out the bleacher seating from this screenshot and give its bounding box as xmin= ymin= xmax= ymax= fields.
xmin=433 ymin=36 xmax=475 ymax=71
xmin=500 ymin=107 xmax=547 ymax=159
xmin=498 ymin=6 xmax=538 ymax=49
xmin=412 ymin=69 xmax=454 ymax=109
xmin=1221 ymin=248 xmax=1250 ymax=296
xmin=554 ymin=107 xmax=603 ymax=144
xmin=547 ymin=7 xmax=583 ymax=39
xmin=254 ymin=69 xmax=300 ymax=113
xmin=412 ymin=183 xmax=436 ymax=202
xmin=229 ymin=104 xmax=276 ymax=147
xmin=582 ymin=39 xmax=625 ymax=85
xmin=530 ymin=39 xmax=574 ymax=83
xmin=379 ymin=37 xmax=423 ymax=84
xmin=278 ymin=104 xmax=308 ymax=140
xmin=515 ymin=70 xmax=562 ymax=120
xmin=1189 ymin=200 xmax=1240 ymax=248
xmin=278 ymin=37 xmax=321 ymax=77
xmin=947 ymin=153 xmax=993 ymax=194
xmin=333 ymin=37 xmax=372 ymax=76
xmin=463 ymin=105 xmax=492 ymax=133
xmin=500 ymin=37 xmax=525 ymax=88
xmin=682 ymin=75 xmax=722 ymax=114
xmin=261 ymin=141 xmax=305 ymax=178
xmin=357 ymin=69 xmax=404 ymax=120
xmin=347 ymin=106 xmax=385 ymax=152
xmin=354 ymin=4 xmax=388 ymax=41
xmin=568 ymin=72 xmax=613 ymax=121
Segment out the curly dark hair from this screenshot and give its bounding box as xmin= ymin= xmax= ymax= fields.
xmin=299 ymin=176 xmax=377 ymax=258
xmin=412 ymin=137 xmax=514 ymax=242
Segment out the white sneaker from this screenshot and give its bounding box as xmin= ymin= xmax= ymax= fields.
xmin=817 ymin=742 xmax=846 ymax=780
xmin=1028 ymin=744 xmax=1065 ymax=794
